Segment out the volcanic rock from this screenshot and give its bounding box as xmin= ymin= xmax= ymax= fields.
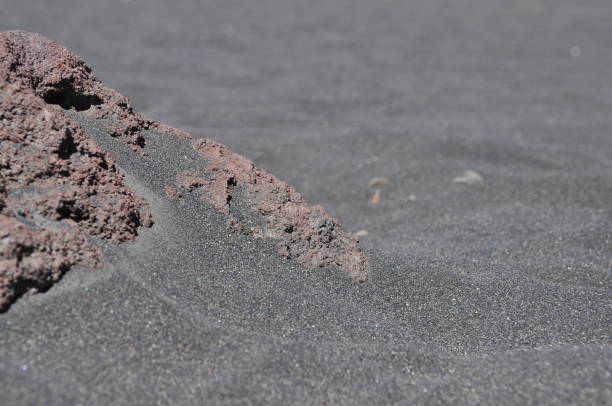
xmin=0 ymin=30 xmax=154 ymax=310
xmin=0 ymin=30 xmax=368 ymax=311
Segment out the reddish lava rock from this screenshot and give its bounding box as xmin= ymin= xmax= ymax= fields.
xmin=0 ymin=30 xmax=155 ymax=151
xmin=175 ymin=139 xmax=369 ymax=281
xmin=0 ymin=30 xmax=368 ymax=310
xmin=0 ymin=215 xmax=101 ymax=308
xmin=163 ymin=185 xmax=182 ymax=200
xmin=0 ymin=30 xmax=153 ymax=311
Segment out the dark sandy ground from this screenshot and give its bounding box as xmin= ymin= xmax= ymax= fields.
xmin=1 ymin=0 xmax=611 ymax=404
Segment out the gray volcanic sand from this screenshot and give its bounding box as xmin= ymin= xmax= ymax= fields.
xmin=1 ymin=0 xmax=612 ymax=404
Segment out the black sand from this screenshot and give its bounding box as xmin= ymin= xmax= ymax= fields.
xmin=1 ymin=0 xmax=611 ymax=404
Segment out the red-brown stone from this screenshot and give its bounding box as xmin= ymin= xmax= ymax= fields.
xmin=175 ymin=138 xmax=369 ymax=282
xmin=0 ymin=29 xmax=368 ymax=311
xmin=0 ymin=31 xmax=153 ymax=311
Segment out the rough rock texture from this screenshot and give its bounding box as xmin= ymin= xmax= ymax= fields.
xmin=0 ymin=30 xmax=153 ymax=311
xmin=0 ymin=30 xmax=154 ymax=150
xmin=0 ymin=29 xmax=368 ymax=310
xmin=0 ymin=215 xmax=100 ymax=308
xmin=175 ymin=139 xmax=369 ymax=281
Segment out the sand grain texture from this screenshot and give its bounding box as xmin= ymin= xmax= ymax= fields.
xmin=1 ymin=1 xmax=611 ymax=405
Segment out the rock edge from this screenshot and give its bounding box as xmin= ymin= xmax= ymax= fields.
xmin=0 ymin=30 xmax=368 ymax=311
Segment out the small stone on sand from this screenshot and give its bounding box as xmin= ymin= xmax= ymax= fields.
xmin=370 ymin=189 xmax=382 ymax=205
xmin=452 ymin=170 xmax=484 ymax=185
xmin=353 ymin=230 xmax=369 ymax=239
xmin=368 ymin=177 xmax=390 ymax=188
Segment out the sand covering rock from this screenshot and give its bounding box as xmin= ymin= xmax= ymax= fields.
xmin=177 ymin=138 xmax=368 ymax=280
xmin=0 ymin=31 xmax=153 ymax=310
xmin=0 ymin=30 xmax=368 ymax=310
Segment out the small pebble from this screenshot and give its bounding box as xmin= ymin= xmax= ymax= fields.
xmin=452 ymin=170 xmax=484 ymax=185
xmin=353 ymin=230 xmax=369 ymax=238
xmin=368 ymin=177 xmax=390 ymax=188
xmin=370 ymin=189 xmax=381 ymax=205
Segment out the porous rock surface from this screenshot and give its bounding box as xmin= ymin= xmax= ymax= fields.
xmin=0 ymin=30 xmax=153 ymax=311
xmin=177 ymin=139 xmax=369 ymax=281
xmin=0 ymin=30 xmax=368 ymax=310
